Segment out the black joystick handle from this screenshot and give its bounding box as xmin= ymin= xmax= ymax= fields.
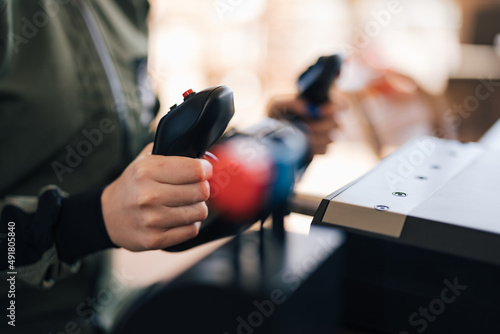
xmin=297 ymin=55 xmax=342 ymax=117
xmin=152 ymin=85 xmax=235 ymax=158
xmin=153 ymin=85 xmax=235 ymax=253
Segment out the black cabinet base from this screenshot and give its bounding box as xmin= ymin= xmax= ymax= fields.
xmin=113 ymin=225 xmax=345 ymax=334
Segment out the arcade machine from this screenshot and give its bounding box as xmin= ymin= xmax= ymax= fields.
xmin=111 ymin=56 xmax=347 ymax=334
xmin=313 ymin=120 xmax=500 ymax=332
xmin=111 ymin=53 xmax=500 ymax=333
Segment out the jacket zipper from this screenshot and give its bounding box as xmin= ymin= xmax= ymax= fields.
xmin=75 ymin=0 xmax=131 ymax=161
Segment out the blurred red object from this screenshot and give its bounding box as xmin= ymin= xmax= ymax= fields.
xmin=207 ymin=137 xmax=274 ymax=222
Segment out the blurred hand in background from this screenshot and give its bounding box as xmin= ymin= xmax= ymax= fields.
xmin=267 ymin=91 xmax=347 ymax=155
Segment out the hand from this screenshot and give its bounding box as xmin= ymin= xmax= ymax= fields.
xmin=267 ymin=92 xmax=344 ymax=155
xmin=101 ymin=143 xmax=212 ymax=251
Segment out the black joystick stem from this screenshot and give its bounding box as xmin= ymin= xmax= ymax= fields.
xmin=264 ymin=54 xmax=343 ymax=238
xmin=297 ymin=54 xmax=343 ymax=119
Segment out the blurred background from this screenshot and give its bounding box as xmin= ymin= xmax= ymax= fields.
xmin=146 ymin=0 xmax=500 ymax=197
xmin=110 ymin=0 xmax=500 ymax=292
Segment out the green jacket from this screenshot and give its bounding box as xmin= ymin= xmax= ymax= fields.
xmin=0 ymin=0 xmax=155 ymax=332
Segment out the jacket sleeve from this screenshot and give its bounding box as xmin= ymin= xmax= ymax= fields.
xmin=0 ymin=0 xmax=15 ymax=79
xmin=0 ymin=185 xmax=117 ymax=291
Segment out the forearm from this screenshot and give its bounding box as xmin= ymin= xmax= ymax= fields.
xmin=0 ymin=186 xmax=116 ymax=290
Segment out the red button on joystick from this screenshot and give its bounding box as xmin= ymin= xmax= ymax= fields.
xmin=182 ymin=89 xmax=194 ymax=99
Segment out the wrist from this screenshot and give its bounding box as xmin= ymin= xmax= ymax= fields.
xmin=101 ymin=182 xmax=120 ymax=248
xmin=55 ymin=186 xmax=118 ymax=264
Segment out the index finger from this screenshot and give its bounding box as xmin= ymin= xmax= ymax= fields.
xmin=140 ymin=155 xmax=213 ymax=185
